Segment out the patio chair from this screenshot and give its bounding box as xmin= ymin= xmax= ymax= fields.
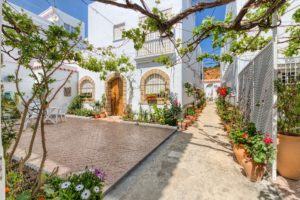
xmin=58 ymin=103 xmax=68 ymax=122
xmin=44 ymin=107 xmax=59 ymax=124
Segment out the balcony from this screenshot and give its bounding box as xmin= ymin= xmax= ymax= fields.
xmin=135 ymin=38 xmax=175 ymax=62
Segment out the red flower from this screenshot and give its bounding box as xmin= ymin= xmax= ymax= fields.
xmin=5 ymin=187 xmax=9 ymax=193
xmin=263 ymin=137 xmax=273 ymax=145
xmin=242 ymin=133 xmax=248 ymax=138
xmin=265 ymin=134 xmax=271 ymax=138
xmin=39 ymin=197 xmax=46 ymax=200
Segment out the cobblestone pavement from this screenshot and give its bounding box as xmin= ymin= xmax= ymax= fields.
xmin=104 ymin=103 xmax=281 ymax=200
xmin=16 ymin=117 xmax=175 ymax=191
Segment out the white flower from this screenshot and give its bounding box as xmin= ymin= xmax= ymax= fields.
xmin=75 ymin=184 xmax=84 ymax=191
xmin=93 ymin=186 xmax=100 ymax=193
xmin=61 ymin=181 xmax=71 ymax=189
xmin=81 ymin=189 xmax=91 ymax=199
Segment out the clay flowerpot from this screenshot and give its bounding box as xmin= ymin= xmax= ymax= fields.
xmin=178 ymin=122 xmax=187 ymax=131
xmin=99 ymin=112 xmax=106 ymax=118
xmin=277 ymin=134 xmax=300 ymax=180
xmin=233 ymin=144 xmax=247 ymax=166
xmin=184 ymin=119 xmax=192 ymax=127
xmin=224 ymin=123 xmax=231 ymax=133
xmin=242 ymin=158 xmax=266 ymax=182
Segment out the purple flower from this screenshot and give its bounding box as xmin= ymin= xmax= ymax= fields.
xmin=94 ymin=168 xmax=106 ymax=181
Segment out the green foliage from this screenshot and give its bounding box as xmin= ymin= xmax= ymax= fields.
xmin=1 ymin=94 xmax=19 ymax=153
xmin=275 ymin=80 xmax=300 ymax=135
xmin=68 ymin=95 xmax=83 ymax=113
xmin=71 ymin=108 xmax=94 ymax=117
xmin=186 ymin=107 xmax=196 ymax=116
xmin=153 ymin=55 xmax=174 ymax=67
xmin=284 ymin=8 xmax=300 ymax=57
xmin=246 ymin=133 xmax=276 ymax=164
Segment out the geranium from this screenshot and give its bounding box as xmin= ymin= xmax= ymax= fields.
xmin=39 ymin=197 xmax=45 ymax=200
xmin=242 ymin=133 xmax=248 ymax=138
xmin=263 ymin=137 xmax=273 ymax=145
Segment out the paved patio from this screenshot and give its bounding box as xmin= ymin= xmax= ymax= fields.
xmin=15 ymin=117 xmax=175 ymax=191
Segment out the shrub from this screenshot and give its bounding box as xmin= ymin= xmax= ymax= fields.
xmin=71 ymin=108 xmax=94 ymax=117
xmin=68 ymin=95 xmax=82 ymax=113
xmin=275 ymin=80 xmax=300 ymax=135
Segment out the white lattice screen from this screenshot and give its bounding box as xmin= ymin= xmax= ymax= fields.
xmin=238 ymin=43 xmax=274 ymax=134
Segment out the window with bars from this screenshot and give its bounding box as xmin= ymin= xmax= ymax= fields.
xmin=113 ymin=23 xmax=125 ymax=41
xmin=80 ymin=80 xmax=94 ymax=98
xmin=145 ymin=74 xmax=166 ymax=95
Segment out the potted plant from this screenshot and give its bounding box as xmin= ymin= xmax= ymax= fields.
xmin=275 ymin=80 xmax=300 ymax=180
xmin=242 ymin=133 xmax=275 ymax=182
xmin=146 ymin=93 xmax=158 ymax=103
xmin=230 ymin=129 xmax=250 ymax=165
xmin=177 ymin=119 xmax=187 ymax=131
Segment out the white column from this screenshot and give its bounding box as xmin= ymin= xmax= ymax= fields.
xmin=272 ymin=11 xmax=278 ymax=181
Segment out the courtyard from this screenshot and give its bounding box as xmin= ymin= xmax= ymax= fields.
xmin=15 ymin=117 xmax=175 ymax=192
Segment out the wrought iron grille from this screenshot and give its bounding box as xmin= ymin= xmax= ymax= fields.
xmin=145 ymin=74 xmax=166 ymax=95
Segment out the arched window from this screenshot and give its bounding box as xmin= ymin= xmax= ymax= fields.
xmin=81 ymin=80 xmax=94 ymax=98
xmin=140 ymin=69 xmax=170 ymax=104
xmin=79 ymin=76 xmax=95 ymax=101
xmin=145 ymin=74 xmax=166 ymax=95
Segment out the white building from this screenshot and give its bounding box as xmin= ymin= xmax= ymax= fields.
xmin=1 ymin=4 xmax=84 ymax=107
xmin=87 ymin=0 xmax=203 ymax=115
xmin=221 ymin=0 xmax=300 ymax=104
xmin=3 ymin=1 xmax=203 ymax=116
xmin=203 ymin=79 xmax=221 ymax=101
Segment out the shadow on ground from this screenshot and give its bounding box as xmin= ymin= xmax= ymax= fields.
xmin=104 ymin=131 xmax=193 ymax=200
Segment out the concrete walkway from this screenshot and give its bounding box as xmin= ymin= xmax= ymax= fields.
xmin=104 ymin=103 xmax=280 ymax=200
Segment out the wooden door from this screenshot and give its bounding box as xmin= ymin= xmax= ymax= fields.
xmin=111 ymin=78 xmax=123 ymax=116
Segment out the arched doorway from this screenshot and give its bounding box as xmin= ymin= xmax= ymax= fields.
xmin=105 ymin=73 xmax=127 ymax=116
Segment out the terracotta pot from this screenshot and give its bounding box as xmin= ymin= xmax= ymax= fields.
xmin=224 ymin=123 xmax=231 ymax=133
xmin=184 ymin=119 xmax=192 ymax=127
xmin=99 ymin=113 xmax=106 ymax=118
xmin=242 ymin=158 xmax=266 ymax=182
xmin=178 ymin=122 xmax=187 ymax=131
xmin=233 ymin=144 xmax=247 ymax=166
xmin=277 ymin=134 xmax=300 ymax=180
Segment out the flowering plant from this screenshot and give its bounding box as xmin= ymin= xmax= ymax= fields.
xmin=44 ymin=168 xmax=105 ymax=199
xmin=229 ymin=129 xmax=251 ymax=145
xmin=246 ymin=133 xmax=276 ymax=164
xmin=217 ymin=86 xmax=231 ymax=98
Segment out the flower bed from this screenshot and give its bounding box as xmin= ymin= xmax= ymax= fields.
xmin=216 ymin=86 xmax=275 ymax=182
xmin=6 ymin=166 xmax=105 ymax=200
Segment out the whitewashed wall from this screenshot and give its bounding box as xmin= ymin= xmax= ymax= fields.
xmin=204 ymin=81 xmax=221 ymax=101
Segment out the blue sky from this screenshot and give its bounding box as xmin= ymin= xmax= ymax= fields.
xmin=9 ymin=0 xmax=225 ymax=67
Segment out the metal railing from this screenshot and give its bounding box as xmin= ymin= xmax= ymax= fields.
xmin=136 ymin=38 xmax=174 ymax=58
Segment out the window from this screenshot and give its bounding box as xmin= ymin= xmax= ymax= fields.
xmin=145 ymin=74 xmax=166 ymax=95
xmin=64 ymin=23 xmax=75 ymax=33
xmin=140 ymin=69 xmax=170 ymax=104
xmin=80 ymin=80 xmax=94 ymax=98
xmin=113 ymin=23 xmax=125 ymax=41
xmin=64 ymin=87 xmax=71 ymax=97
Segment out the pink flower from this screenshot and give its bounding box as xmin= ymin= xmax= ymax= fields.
xmin=265 ymin=134 xmax=271 ymax=138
